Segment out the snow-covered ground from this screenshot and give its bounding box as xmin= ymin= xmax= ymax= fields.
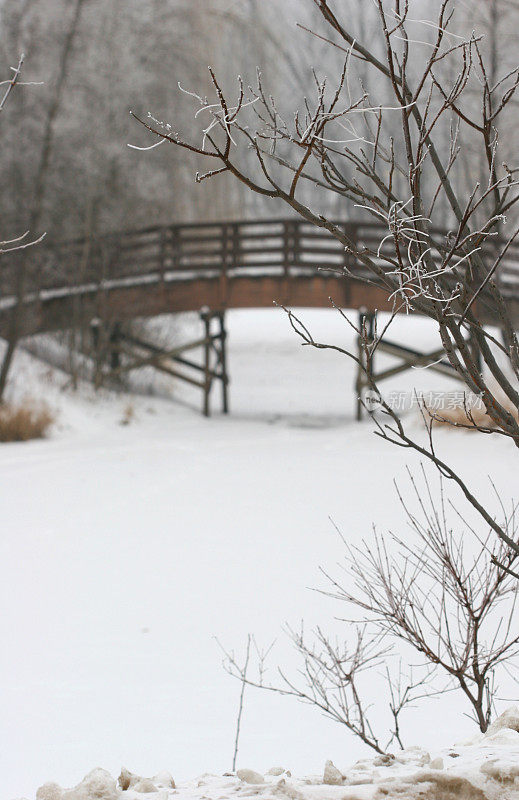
xmin=28 ymin=710 xmax=519 ymax=799
xmin=1 ymin=309 xmax=518 ymax=800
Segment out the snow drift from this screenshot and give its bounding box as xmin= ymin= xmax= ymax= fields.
xmin=18 ymin=708 xmax=519 ymax=800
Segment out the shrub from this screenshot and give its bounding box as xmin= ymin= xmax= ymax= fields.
xmin=0 ymin=400 xmax=54 ymax=442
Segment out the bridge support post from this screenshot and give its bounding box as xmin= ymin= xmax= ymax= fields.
xmin=354 ymin=311 xmax=476 ymax=420
xmin=90 ymin=318 xmax=122 ymax=387
xmin=203 ymin=311 xmax=211 ymax=417
xmin=200 ymin=308 xmax=229 ymax=417
xmin=109 ymin=322 xmax=121 ymax=370
xmin=94 ymin=310 xmax=230 ymax=417
xmin=218 ymin=312 xmax=229 ymax=414
xmin=355 ymin=309 xmax=375 ymax=420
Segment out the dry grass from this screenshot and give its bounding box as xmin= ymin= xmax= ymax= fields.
xmin=427 ymin=394 xmax=519 ymax=431
xmin=0 ymin=400 xmax=54 ymax=442
xmin=120 ymin=402 xmax=135 ymax=426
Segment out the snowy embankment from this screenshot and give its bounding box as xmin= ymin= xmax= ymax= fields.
xmin=2 ymin=310 xmax=519 ymax=799
xmin=30 ymin=709 xmax=519 ymax=800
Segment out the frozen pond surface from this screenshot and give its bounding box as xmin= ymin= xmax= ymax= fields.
xmin=1 ymin=309 xmax=517 ymax=799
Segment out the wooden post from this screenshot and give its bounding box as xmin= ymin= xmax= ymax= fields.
xmin=469 ymin=326 xmax=483 ymax=374
xmin=219 ymin=223 xmax=230 ymax=307
xmin=343 ymin=222 xmax=358 ymax=270
xmin=355 ymin=309 xmax=366 ymax=421
xmin=202 ymin=308 xmax=211 ymax=417
xmin=158 ymin=227 xmax=166 ymax=284
xmin=219 ymin=312 xmax=229 ymax=414
xmin=282 ymin=220 xmax=292 ymax=302
xmin=231 ymin=222 xmax=240 ymax=272
xmin=366 ymin=312 xmax=375 ymax=413
xmin=355 ymin=309 xmax=374 ymax=420
xmin=90 ymin=317 xmax=105 ymax=389
xmin=109 ymin=322 xmax=121 ymax=370
xmin=171 ymin=225 xmax=179 ymax=272
xmin=293 ymin=220 xmax=300 ymax=270
xmin=90 ymin=318 xmax=100 ymax=352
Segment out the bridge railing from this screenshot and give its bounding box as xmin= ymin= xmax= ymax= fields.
xmin=1 ymin=218 xmax=519 ymax=302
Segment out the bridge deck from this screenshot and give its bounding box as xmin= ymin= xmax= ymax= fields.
xmin=1 ymin=219 xmax=519 ymax=337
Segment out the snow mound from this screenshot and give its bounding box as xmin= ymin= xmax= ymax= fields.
xmin=151 ymin=773 xmax=175 ymax=790
xmin=486 ymin=706 xmax=519 ymax=736
xmin=61 ymin=769 xmax=118 ymax=800
xmin=117 ymin=771 xmax=140 ymax=792
xmin=26 ymin=707 xmax=519 ymax=800
xmin=480 ymin=758 xmax=519 ymax=784
xmin=36 ymin=786 xmax=63 ymax=800
xmin=374 ymin=772 xmax=487 ymax=799
xmin=236 ymin=769 xmax=265 ymax=784
xmin=322 ymin=760 xmax=344 ymax=785
xmin=272 ymin=778 xmax=304 ymax=800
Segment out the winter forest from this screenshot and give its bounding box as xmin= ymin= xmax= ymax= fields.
xmin=3 ymin=2 xmax=519 ymax=800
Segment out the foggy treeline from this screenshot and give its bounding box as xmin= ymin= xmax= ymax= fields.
xmin=1 ymin=0 xmax=519 ymax=245
xmin=0 ymin=0 xmax=326 ymax=244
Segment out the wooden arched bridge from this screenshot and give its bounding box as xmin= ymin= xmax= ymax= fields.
xmin=2 ymin=217 xmax=519 ymax=416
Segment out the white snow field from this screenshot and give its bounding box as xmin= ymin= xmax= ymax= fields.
xmin=1 ymin=308 xmax=518 ymax=800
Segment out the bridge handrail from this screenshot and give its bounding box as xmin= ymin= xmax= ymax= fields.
xmin=1 ymin=217 xmax=519 ymax=300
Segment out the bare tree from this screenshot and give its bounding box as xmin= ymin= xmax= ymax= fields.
xmin=220 ymin=472 xmax=519 ymax=752
xmin=133 ymin=0 xmax=519 ymax=560
xmin=221 ymin=626 xmax=398 ymax=755
xmin=0 ymin=55 xmax=45 ymax=292
xmin=0 ymin=0 xmax=87 ymax=401
xmin=324 ymin=471 xmax=519 ymax=733
xmin=218 ymin=632 xmax=253 ymax=772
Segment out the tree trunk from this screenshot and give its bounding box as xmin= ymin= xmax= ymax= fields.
xmin=0 ymin=0 xmax=87 ymax=401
